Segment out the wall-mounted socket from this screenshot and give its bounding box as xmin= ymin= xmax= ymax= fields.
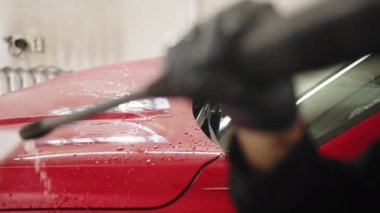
xmin=3 ymin=35 xmax=45 ymax=55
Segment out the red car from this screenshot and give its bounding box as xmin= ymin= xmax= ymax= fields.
xmin=0 ymin=55 xmax=379 ymax=212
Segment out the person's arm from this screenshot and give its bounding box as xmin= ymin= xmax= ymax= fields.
xmin=157 ymin=0 xmax=380 ymax=211
xmin=235 ymin=119 xmax=303 ymax=172
xmin=229 ymin=121 xmax=378 ymax=212
xmin=237 ymin=0 xmax=380 ymax=81
xmin=158 ymin=0 xmax=380 ymax=107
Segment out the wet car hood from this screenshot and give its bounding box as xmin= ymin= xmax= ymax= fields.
xmin=0 ymin=58 xmax=223 ymax=209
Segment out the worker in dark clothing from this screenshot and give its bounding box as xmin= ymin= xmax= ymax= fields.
xmin=159 ymin=0 xmax=380 ymax=212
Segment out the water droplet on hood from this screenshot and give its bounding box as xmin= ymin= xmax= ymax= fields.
xmin=116 ymin=146 xmax=124 ymax=151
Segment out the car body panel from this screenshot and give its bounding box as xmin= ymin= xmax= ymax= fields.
xmin=0 ymin=58 xmax=223 ymax=209
xmin=0 ymin=57 xmax=378 ymax=212
xmin=320 ymin=111 xmax=380 ymax=161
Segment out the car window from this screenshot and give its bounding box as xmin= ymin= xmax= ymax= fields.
xmin=296 ymin=54 xmax=380 ymax=143
xmin=195 ymin=54 xmax=380 ymax=149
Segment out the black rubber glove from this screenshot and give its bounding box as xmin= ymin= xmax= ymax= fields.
xmin=149 ymin=1 xmax=296 ymax=130
xmin=222 ymin=78 xmax=296 ymax=130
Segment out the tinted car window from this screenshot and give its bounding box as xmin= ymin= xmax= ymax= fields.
xmin=296 ymin=54 xmax=380 ymax=142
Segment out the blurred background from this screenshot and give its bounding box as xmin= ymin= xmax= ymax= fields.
xmin=0 ymin=0 xmax=242 ymax=70
xmin=0 ymin=0 xmax=319 ymax=94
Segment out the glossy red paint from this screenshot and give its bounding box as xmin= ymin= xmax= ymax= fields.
xmin=319 ymin=111 xmax=380 ymax=161
xmin=145 ymin=157 xmax=235 ymax=213
xmin=0 ymin=58 xmax=226 ymax=210
xmin=0 ymin=57 xmax=378 ymax=212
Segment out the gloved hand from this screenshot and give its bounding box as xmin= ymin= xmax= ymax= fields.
xmin=222 ymin=79 xmax=296 ymax=130
xmin=150 ymin=1 xmax=296 ymax=130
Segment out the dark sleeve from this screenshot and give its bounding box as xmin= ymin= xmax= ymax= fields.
xmin=236 ymin=0 xmax=380 ymax=81
xmin=228 ymin=134 xmax=379 ymax=213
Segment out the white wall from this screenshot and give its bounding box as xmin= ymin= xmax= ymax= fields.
xmin=0 ymin=0 xmax=239 ymax=71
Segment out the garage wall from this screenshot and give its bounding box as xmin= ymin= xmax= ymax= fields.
xmin=0 ymin=0 xmax=239 ymax=71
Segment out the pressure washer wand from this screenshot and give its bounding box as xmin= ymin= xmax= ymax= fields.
xmin=19 ymin=75 xmax=170 ymax=140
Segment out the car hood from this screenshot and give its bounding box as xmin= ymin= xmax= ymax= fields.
xmin=0 ymin=58 xmax=222 ymax=210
